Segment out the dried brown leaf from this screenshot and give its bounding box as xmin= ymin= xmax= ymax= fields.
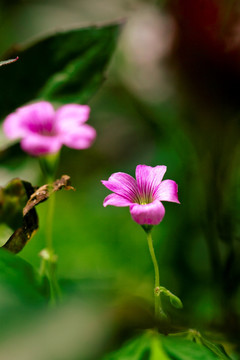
xmin=23 ymin=175 xmax=75 ymax=216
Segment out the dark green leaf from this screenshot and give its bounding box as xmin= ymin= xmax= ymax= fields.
xmin=0 ymin=22 xmax=121 ymax=119
xmin=162 ymin=337 xmax=220 ymax=360
xmin=150 ymin=335 xmax=171 ymax=360
xmin=103 ymin=332 xmax=170 ymax=360
xmin=170 ymin=330 xmax=232 ymax=359
xmin=103 ymin=334 xmax=151 ymax=360
xmin=201 ymin=337 xmax=232 ymax=360
xmin=0 ymin=178 xmax=38 ymax=254
xmin=104 ymin=332 xmax=232 ymax=360
xmin=0 ymin=175 xmax=73 ymax=254
xmin=0 ymin=248 xmax=48 ymax=308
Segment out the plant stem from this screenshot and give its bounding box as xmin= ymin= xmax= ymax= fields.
xmin=38 ymin=153 xmax=61 ymax=304
xmin=146 ymin=231 xmax=163 ymax=320
xmin=46 ymin=190 xmax=55 ymax=252
xmin=39 ymin=257 xmax=47 ymax=278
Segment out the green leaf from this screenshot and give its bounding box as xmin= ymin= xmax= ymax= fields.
xmin=0 ymin=224 xmax=13 ymax=247
xmin=200 ymin=337 xmax=232 ymax=360
xmin=0 ymin=178 xmax=38 ymax=254
xmin=0 ymin=175 xmax=73 ymax=254
xmin=179 ymin=329 xmax=232 ymax=359
xmin=103 ymin=334 xmax=150 ymax=360
xmin=162 ymin=337 xmax=222 ymax=360
xmin=0 ymin=248 xmax=49 ymax=337
xmin=150 ymin=336 xmax=170 ymax=360
xmin=0 ymin=248 xmax=48 ymax=308
xmin=0 ymin=22 xmax=121 ymax=119
xmin=103 ymin=332 xmax=171 ymax=360
xmin=103 ymin=332 xmax=232 ymax=360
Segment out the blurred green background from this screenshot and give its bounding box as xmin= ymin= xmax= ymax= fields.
xmin=0 ymin=0 xmax=240 ymax=358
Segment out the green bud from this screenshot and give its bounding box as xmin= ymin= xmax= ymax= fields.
xmin=159 ymin=286 xmax=183 ymax=309
xmin=169 ymin=294 xmax=183 ymax=309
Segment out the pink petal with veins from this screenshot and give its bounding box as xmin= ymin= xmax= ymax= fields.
xmin=135 ymin=165 xmax=167 ymax=198
xmin=156 ymin=180 xmax=180 ymax=203
xmin=15 ymin=102 xmax=55 ymax=134
xmin=130 ymin=200 xmax=165 ymax=225
xmin=101 ymin=172 xmax=138 ymax=201
xmin=103 ymin=193 xmax=133 ymax=207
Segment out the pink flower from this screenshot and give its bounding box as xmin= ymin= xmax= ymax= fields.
xmin=102 ymin=165 xmax=180 ymax=225
xmin=3 ymin=101 xmax=96 ymax=156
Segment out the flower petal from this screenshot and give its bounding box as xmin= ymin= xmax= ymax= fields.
xmin=20 ymin=134 xmax=62 ymax=156
xmin=101 ymin=172 xmax=137 ymax=201
xmin=16 ymin=102 xmax=55 ymax=134
xmin=156 ymin=180 xmax=180 ymax=203
xmin=60 ymin=124 xmax=96 ymax=149
xmin=130 ymin=200 xmax=165 ymax=225
xmin=135 ymin=165 xmax=167 ymax=198
xmin=3 ymin=113 xmax=27 ymax=139
xmin=55 ymin=104 xmax=90 ymax=133
xmin=103 ymin=193 xmax=133 ymax=207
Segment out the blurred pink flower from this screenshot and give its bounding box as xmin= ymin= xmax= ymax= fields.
xmin=102 ymin=165 xmax=180 ymax=225
xmin=3 ymin=101 xmax=96 ymax=156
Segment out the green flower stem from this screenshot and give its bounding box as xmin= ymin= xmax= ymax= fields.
xmin=39 ymin=257 xmax=47 ymax=278
xmin=44 ymin=186 xmax=61 ymax=304
xmin=146 ymin=231 xmax=164 ymax=320
xmin=46 ymin=189 xmax=55 ymax=252
xmin=38 ymin=153 xmax=60 ymax=304
xmin=48 ymin=255 xmax=61 ymax=306
xmin=39 ymin=152 xmax=60 ymax=183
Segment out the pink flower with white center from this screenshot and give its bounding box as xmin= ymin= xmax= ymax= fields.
xmin=3 ymin=101 xmax=96 ymax=156
xmin=102 ymin=165 xmax=180 ymax=225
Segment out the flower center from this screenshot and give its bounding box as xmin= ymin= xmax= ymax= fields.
xmin=135 ymin=193 xmax=153 ymax=205
xmin=27 ymin=120 xmax=57 ymax=136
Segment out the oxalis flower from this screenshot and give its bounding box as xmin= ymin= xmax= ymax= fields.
xmin=3 ymin=101 xmax=96 ymax=156
xmin=102 ymin=165 xmax=180 ymax=225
